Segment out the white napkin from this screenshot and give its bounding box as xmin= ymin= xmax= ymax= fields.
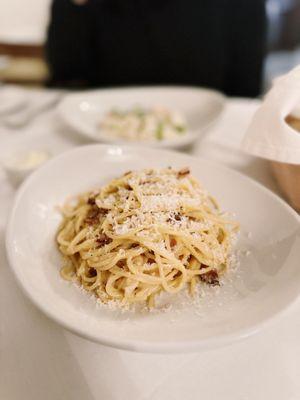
xmin=242 ymin=66 xmax=300 ymax=165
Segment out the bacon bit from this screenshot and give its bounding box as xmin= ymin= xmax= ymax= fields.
xmin=177 ymin=167 xmax=190 ymax=178
xmin=87 ymin=197 xmax=96 ymax=205
xmin=174 ymin=213 xmax=182 ymax=221
xmin=117 ymin=260 xmax=125 ymax=268
xmin=131 ymin=243 xmax=139 ymax=248
xmin=87 ymin=267 xmax=97 ymax=277
xmin=167 ymin=212 xmax=182 ymax=223
xmin=85 ymin=207 xmax=100 ymax=225
xmin=124 ymin=183 xmax=133 ymax=191
xmin=86 ymin=206 xmax=108 ymax=224
xmin=200 ymin=263 xmax=208 ymax=269
xmin=200 ymin=270 xmax=220 ymax=286
xmin=98 ymin=207 xmax=108 ymax=215
xmin=170 ymin=238 xmax=177 ymax=247
xmin=148 ymin=258 xmax=155 ymax=264
xmin=123 ymin=171 xmax=132 ymax=176
xmin=95 ymin=234 xmax=112 ymax=247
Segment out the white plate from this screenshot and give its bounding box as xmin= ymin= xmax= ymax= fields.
xmin=6 ymin=145 xmax=300 ymax=353
xmin=58 ymin=86 xmax=225 ymax=149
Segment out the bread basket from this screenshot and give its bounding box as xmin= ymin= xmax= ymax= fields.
xmin=269 ymin=115 xmax=300 ymax=211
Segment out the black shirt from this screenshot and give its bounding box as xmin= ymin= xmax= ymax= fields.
xmin=46 ymin=0 xmax=266 ymax=97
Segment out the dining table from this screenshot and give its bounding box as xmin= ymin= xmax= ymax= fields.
xmin=1 ymin=85 xmax=300 ymax=400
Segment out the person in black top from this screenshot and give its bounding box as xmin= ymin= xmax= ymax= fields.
xmin=46 ymin=0 xmax=267 ymax=97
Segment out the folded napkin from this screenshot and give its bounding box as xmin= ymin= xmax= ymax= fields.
xmin=242 ymin=66 xmax=300 ymax=165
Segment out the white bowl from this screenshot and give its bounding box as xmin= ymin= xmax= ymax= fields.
xmin=6 ymin=145 xmax=300 ymax=353
xmin=57 ymin=86 xmax=225 ymax=149
xmin=2 ymin=149 xmax=51 ymax=186
xmin=0 ymin=86 xmax=27 ymax=115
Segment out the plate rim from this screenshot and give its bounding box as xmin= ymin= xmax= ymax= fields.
xmin=6 ymin=144 xmax=300 ymax=353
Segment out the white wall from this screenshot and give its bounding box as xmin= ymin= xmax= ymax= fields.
xmin=0 ymin=0 xmax=51 ymax=44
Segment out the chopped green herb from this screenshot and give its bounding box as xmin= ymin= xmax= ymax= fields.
xmin=133 ymin=107 xmax=146 ymax=118
xmin=156 ymin=122 xmax=164 ymax=140
xmin=175 ymin=125 xmax=186 ymax=134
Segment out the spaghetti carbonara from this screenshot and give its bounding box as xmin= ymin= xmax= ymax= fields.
xmin=56 ymin=168 xmax=239 ymax=308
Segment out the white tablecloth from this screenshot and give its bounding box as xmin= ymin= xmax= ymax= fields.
xmin=1 ymin=91 xmax=300 ymax=400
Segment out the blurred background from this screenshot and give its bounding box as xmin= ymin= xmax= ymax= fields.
xmin=0 ymin=0 xmax=300 ymax=94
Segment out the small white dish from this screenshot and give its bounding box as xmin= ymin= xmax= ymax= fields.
xmin=2 ymin=149 xmax=50 ymax=186
xmin=58 ymin=86 xmax=225 ymax=149
xmin=0 ymin=86 xmax=28 ymax=116
xmin=6 ymin=145 xmax=300 ymax=353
